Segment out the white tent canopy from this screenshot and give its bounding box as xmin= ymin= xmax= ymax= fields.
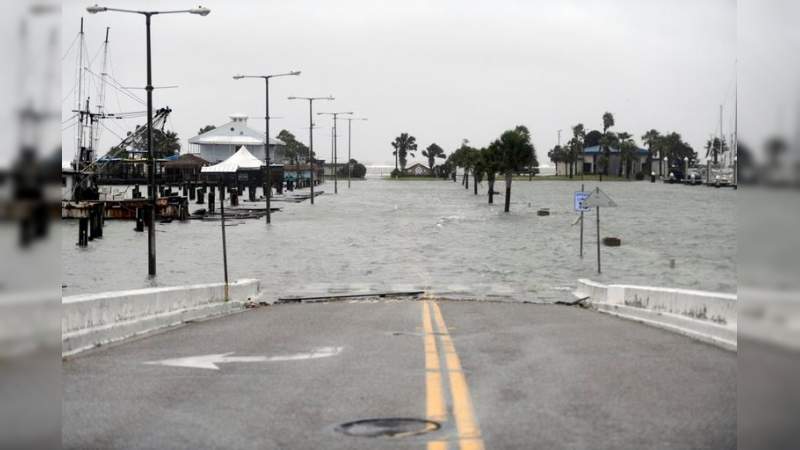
xmin=200 ymin=146 xmax=264 ymax=173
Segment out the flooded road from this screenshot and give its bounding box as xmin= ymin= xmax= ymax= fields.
xmin=61 ymin=178 xmax=735 ymax=302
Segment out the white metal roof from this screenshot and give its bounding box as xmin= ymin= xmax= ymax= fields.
xmin=188 ymin=114 xmax=285 ymax=147
xmin=201 ymin=146 xmax=264 ymax=173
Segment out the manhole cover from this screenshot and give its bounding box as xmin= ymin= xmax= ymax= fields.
xmin=336 ymin=418 xmax=440 ymax=438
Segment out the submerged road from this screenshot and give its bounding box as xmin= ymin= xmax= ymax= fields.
xmin=63 ymin=300 xmax=736 ymax=449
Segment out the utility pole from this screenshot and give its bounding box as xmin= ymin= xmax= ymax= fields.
xmin=87 ymin=3 xmax=211 ymax=277
xmin=317 ymin=111 xmax=354 ymax=194
xmin=233 ymin=71 xmax=301 ymax=224
xmin=288 ymin=96 xmax=335 ymax=204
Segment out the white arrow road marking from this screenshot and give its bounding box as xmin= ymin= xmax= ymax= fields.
xmin=144 ymin=346 xmax=343 ymax=370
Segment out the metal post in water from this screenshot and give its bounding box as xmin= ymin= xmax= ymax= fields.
xmin=596 ymin=187 xmax=601 ymax=274
xmin=219 ymin=181 xmax=229 ymax=301
xmin=580 ymin=183 xmax=584 ymax=259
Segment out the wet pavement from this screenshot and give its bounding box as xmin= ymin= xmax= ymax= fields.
xmin=63 ymin=299 xmax=736 ymax=449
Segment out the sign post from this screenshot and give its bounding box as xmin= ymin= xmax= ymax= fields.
xmin=582 ymin=187 xmax=617 ymax=274
xmin=574 ymin=187 xmax=590 ymax=258
xmin=219 ymin=181 xmax=229 ymax=301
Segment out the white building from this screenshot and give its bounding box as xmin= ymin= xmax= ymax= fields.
xmin=187 ymin=114 xmax=286 ymax=164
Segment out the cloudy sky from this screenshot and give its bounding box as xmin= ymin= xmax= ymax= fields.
xmin=62 ymin=0 xmax=738 ymax=166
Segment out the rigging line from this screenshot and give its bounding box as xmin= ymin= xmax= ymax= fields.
xmin=87 ymin=42 xmax=104 ymax=71
xmin=61 ymin=32 xmax=80 ymax=61
xmin=84 ymin=67 xmax=144 ymax=106
xmin=62 ymin=81 xmax=78 ymax=105
xmin=62 ymin=113 xmax=78 ymax=124
xmin=62 ymin=120 xmax=78 ymax=132
xmin=103 ymin=73 xmax=146 ymax=105
xmin=104 ymin=49 xmax=144 ymax=102
xmin=99 ymin=121 xmax=126 ymax=142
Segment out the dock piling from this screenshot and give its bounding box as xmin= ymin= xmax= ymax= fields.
xmin=78 ymin=218 xmax=88 ymax=247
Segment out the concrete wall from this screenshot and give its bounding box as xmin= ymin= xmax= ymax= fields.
xmin=575 ymin=279 xmax=737 ymax=351
xmin=62 ymin=279 xmax=260 ymax=357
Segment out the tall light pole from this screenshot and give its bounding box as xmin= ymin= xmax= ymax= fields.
xmin=343 ymin=117 xmax=367 ymax=188
xmin=233 ymin=71 xmax=300 ymax=224
xmin=87 ymin=4 xmax=210 ymax=277
xmin=317 ymin=111 xmax=353 ymax=194
xmin=288 ymin=96 xmax=334 ymax=204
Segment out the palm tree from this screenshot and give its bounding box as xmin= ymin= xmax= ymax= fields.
xmin=391 ymin=133 xmax=417 ymax=173
xmin=422 ymin=143 xmax=446 ymax=175
xmin=453 ymin=140 xmax=476 ymax=189
xmin=547 ymin=145 xmax=565 ymax=175
xmin=571 ymin=123 xmax=585 ymax=177
xmin=482 ymin=143 xmax=503 ymax=204
xmin=641 ymin=129 xmax=661 ymax=175
xmin=466 ymin=147 xmax=484 ymax=195
xmin=617 ymin=132 xmax=636 ymax=179
xmin=704 ymin=137 xmax=728 ymax=165
xmin=496 ymin=125 xmax=534 ymax=213
xmin=601 ymin=112 xmax=615 ymax=176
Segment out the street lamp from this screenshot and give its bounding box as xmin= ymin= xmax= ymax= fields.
xmin=343 ymin=117 xmax=367 ymax=188
xmin=287 ymin=96 xmax=334 ymax=204
xmin=87 ymin=4 xmax=210 ymax=277
xmin=317 ymin=112 xmax=353 ymax=194
xmin=663 ymin=156 xmax=668 ymax=178
xmin=233 ymin=71 xmax=300 ymax=224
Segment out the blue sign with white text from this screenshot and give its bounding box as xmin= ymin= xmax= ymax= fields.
xmin=574 ymin=191 xmax=591 ymax=212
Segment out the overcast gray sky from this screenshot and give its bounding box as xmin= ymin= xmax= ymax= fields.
xmin=62 ymin=0 xmax=738 ymax=166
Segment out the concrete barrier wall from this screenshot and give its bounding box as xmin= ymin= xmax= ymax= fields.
xmin=575 ymin=279 xmax=737 ymax=350
xmin=62 ymin=279 xmax=260 ymax=357
xmin=607 ymin=284 xmax=737 ymax=326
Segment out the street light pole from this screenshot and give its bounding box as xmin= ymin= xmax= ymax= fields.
xmin=344 ymin=117 xmax=367 ymax=188
xmin=145 ymin=13 xmax=155 ymax=274
xmin=233 ymin=71 xmax=300 ymax=224
xmin=87 ymin=4 xmax=210 ymax=277
xmin=288 ymin=96 xmax=334 ymax=204
xmin=317 ymin=111 xmax=353 ymax=194
xmin=265 ymin=77 xmax=270 ymax=223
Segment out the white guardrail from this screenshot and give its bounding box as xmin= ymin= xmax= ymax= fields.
xmin=62 ymin=279 xmax=260 ymax=357
xmin=574 ymin=279 xmax=737 ymax=351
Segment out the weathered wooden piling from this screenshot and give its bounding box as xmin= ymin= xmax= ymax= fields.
xmin=196 ymin=188 xmax=205 ymax=205
xmin=248 ymin=184 xmax=256 ymax=202
xmin=88 ymin=205 xmax=98 ymax=240
xmin=78 ymin=218 xmax=88 ymax=247
xmin=135 ymin=208 xmax=145 ymax=232
xmin=189 ymin=185 xmax=196 ymax=200
xmin=208 ymin=188 xmax=216 ymax=214
xmin=230 ymin=188 xmax=239 ymax=207
xmin=179 ymin=198 xmax=189 ymax=221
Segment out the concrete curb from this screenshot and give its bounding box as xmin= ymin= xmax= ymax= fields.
xmin=574 ymin=279 xmax=737 ymax=351
xmin=62 ymin=279 xmax=260 ymax=357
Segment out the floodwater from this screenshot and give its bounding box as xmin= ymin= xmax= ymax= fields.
xmin=61 ymin=177 xmax=736 ymax=302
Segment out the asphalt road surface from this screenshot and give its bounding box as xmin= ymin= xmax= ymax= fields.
xmin=63 ymin=300 xmax=736 ymax=449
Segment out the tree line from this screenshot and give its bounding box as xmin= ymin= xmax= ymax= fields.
xmin=390 ymin=126 xmax=538 ymax=212
xmin=546 ymin=112 xmax=699 ymax=180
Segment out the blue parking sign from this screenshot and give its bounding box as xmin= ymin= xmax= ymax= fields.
xmin=574 ymin=191 xmax=591 ymax=212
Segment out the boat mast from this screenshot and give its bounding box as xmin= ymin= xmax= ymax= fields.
xmin=719 ymin=104 xmax=723 ymax=167
xmin=734 ymin=60 xmax=738 ymax=167
xmin=75 ymin=17 xmax=85 ymax=169
xmin=94 ymin=26 xmax=110 ymax=152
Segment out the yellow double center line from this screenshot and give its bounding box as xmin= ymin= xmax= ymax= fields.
xmin=423 ymin=301 xmax=485 ymax=450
